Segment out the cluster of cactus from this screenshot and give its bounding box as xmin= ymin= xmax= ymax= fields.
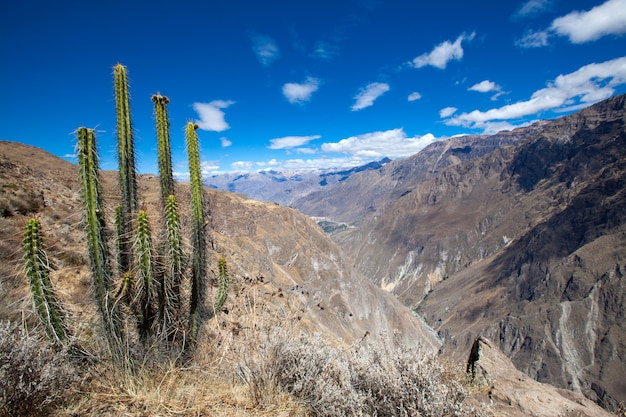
xmin=22 ymin=64 xmax=229 ymax=357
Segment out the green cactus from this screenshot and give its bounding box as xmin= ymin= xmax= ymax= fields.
xmin=152 ymin=94 xmax=174 ymax=203
xmin=114 ymin=63 xmax=137 ymax=274
xmin=185 ymin=122 xmax=207 ymax=340
xmin=76 ymin=127 xmax=125 ymax=354
xmin=22 ymin=218 xmax=69 ymax=347
xmin=158 ymin=194 xmax=185 ymax=337
xmin=212 ymin=257 xmax=230 ymax=317
xmin=77 ymin=127 xmax=112 ymax=316
xmin=134 ymin=210 xmax=155 ymax=340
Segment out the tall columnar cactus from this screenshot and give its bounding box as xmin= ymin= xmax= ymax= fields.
xmin=134 ymin=210 xmax=155 ymax=340
xmin=152 ymin=94 xmax=174 ymax=203
xmin=76 ymin=127 xmax=125 ymax=352
xmin=114 ymin=63 xmax=137 ymax=273
xmin=185 ymin=122 xmax=207 ymax=340
xmin=23 ymin=218 xmax=69 ymax=347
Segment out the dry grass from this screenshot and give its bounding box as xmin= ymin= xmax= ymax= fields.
xmin=62 ymin=362 xmax=307 ymax=417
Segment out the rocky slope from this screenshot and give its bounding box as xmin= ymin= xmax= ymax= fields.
xmin=293 ymin=94 xmax=626 ymax=411
xmin=465 ymin=337 xmax=612 ymax=417
xmin=0 ymin=140 xmax=438 ymax=351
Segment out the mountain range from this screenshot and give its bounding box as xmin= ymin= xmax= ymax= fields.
xmin=291 ymin=94 xmax=626 ymax=411
xmin=205 ymin=158 xmax=391 ymax=206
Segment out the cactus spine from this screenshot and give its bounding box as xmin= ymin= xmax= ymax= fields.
xmin=114 ymin=204 xmax=126 ymax=276
xmin=152 ymin=94 xmax=174 ymax=203
xmin=114 ymin=64 xmax=137 ymax=273
xmin=186 ymin=122 xmax=207 ymax=340
xmin=76 ymin=127 xmax=124 ymax=353
xmin=23 ymin=218 xmax=69 ymax=347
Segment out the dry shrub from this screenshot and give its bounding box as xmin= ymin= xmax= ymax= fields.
xmin=0 ymin=322 xmax=81 ymax=417
xmin=236 ymin=323 xmax=485 ymax=417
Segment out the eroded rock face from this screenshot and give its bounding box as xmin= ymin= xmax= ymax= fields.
xmin=466 ymin=337 xmax=612 ymax=417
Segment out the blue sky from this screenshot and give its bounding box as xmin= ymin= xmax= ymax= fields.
xmin=1 ymin=0 xmax=626 ymax=176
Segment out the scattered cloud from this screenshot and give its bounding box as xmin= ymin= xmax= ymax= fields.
xmin=514 ymin=0 xmax=552 ymax=18
xmin=444 ymin=56 xmax=626 ymax=131
xmin=407 ymin=92 xmax=422 ymax=101
xmin=173 ymin=160 xmax=221 ymax=180
xmin=469 ymin=80 xmax=505 ymax=100
xmin=282 ymin=77 xmax=320 ymax=104
xmin=516 ymin=30 xmax=550 ymax=48
xmin=294 ymin=147 xmax=317 ymax=154
xmin=251 ymin=35 xmax=280 ymax=67
xmin=220 ymin=137 xmax=232 ymax=148
xmin=311 ymin=40 xmax=340 ymax=61
xmin=268 ymin=135 xmax=322 ymax=149
xmin=550 ymin=0 xmax=626 ymax=43
xmin=469 ymin=80 xmax=499 ymax=93
xmin=439 ymin=107 xmax=457 ymax=118
xmin=201 ymin=161 xmax=220 ymax=174
xmin=351 ymin=82 xmax=390 ymax=111
xmin=231 ymin=160 xmax=255 ymax=171
xmin=193 ymin=100 xmax=235 ymax=132
xmin=410 ymin=32 xmax=475 ymax=69
xmin=517 ymin=0 xmax=626 ymax=48
xmin=321 ymin=128 xmax=437 ymax=158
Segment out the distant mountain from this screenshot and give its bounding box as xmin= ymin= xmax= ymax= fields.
xmin=291 ymin=94 xmax=626 ymax=412
xmin=205 ymin=158 xmax=391 ymax=206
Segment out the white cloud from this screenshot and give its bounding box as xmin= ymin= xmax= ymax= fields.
xmin=444 ymin=56 xmax=626 ymax=130
xmin=193 ymin=100 xmax=235 ymax=132
xmin=469 ymin=80 xmax=499 ymax=93
xmin=517 ymin=0 xmax=626 ymax=48
xmin=251 ymin=35 xmax=280 ymax=67
xmin=550 ymin=0 xmax=626 ymax=43
xmin=282 ymin=77 xmax=320 ymax=104
xmin=220 ymin=137 xmax=232 ymax=148
xmin=321 ymin=128 xmax=437 ymax=158
xmin=410 ymin=32 xmax=475 ymax=69
xmin=516 ymin=30 xmax=550 ymax=48
xmin=469 ymin=80 xmax=505 ymax=100
xmin=439 ymin=107 xmax=457 ymax=118
xmin=408 ymin=92 xmax=422 ymax=101
xmin=268 ymin=135 xmax=322 ymax=149
xmin=231 ymin=161 xmax=255 ymax=171
xmin=514 ymin=0 xmax=552 ymax=17
xmin=351 ymin=82 xmax=390 ymax=111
